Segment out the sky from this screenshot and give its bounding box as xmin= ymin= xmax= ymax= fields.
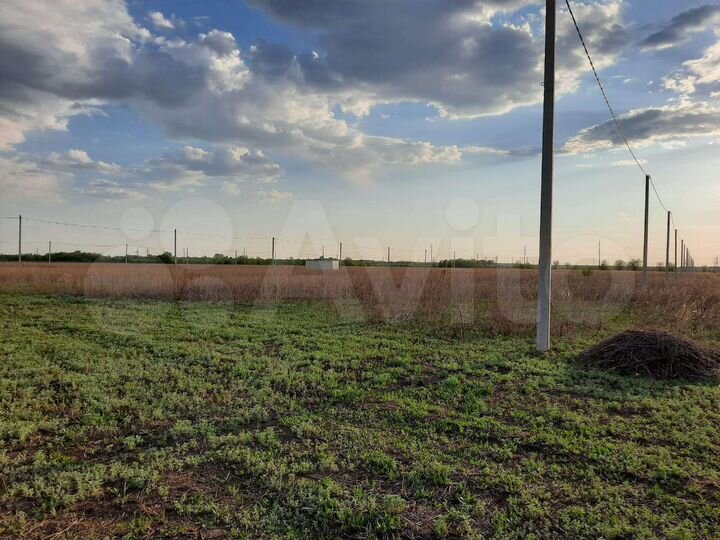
xmin=1 ymin=0 xmax=719 ymax=264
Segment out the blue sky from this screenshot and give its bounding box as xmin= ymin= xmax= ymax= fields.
xmin=1 ymin=0 xmax=719 ymax=264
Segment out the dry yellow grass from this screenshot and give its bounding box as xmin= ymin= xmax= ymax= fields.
xmin=1 ymin=262 xmax=718 ymax=338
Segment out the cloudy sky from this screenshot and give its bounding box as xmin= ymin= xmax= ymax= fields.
xmin=1 ymin=0 xmax=719 ymax=263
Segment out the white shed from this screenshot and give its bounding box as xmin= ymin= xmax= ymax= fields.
xmin=305 ymin=259 xmax=340 ymax=270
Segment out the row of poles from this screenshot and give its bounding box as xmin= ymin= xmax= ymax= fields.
xmin=536 ymin=0 xmax=695 ymax=352
xmin=11 ymin=213 xmax=698 ymax=268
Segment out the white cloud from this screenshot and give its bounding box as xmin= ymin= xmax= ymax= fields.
xmin=77 ymin=179 xmax=145 ymax=200
xmin=0 ymin=155 xmax=63 ymax=200
xmin=44 ymin=149 xmax=123 ymax=175
xmin=149 ymin=11 xmax=176 ymax=30
xmin=257 ymin=189 xmax=292 ymax=203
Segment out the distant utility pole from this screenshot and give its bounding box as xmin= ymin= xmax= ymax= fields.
xmin=174 ymin=229 xmax=177 ymax=265
xmin=536 ymin=0 xmax=556 ymax=353
xmin=681 ymin=239 xmax=684 ymax=272
xmin=424 ymin=248 xmax=427 ymax=264
xmin=271 ymin=237 xmax=276 ymax=264
xmin=642 ymin=174 xmax=650 ymax=288
xmin=387 ymin=246 xmax=390 ymax=264
xmin=125 ymin=243 xmax=128 ymax=264
xmin=674 ymin=229 xmax=677 ymax=272
xmin=598 ymin=240 xmax=601 ymax=269
xmin=339 ymin=242 xmax=343 ymax=264
xmin=18 ymin=214 xmax=22 ymax=264
xmin=235 ymin=249 xmax=238 ymax=264
xmin=665 ymin=211 xmax=671 ymax=274
xmin=48 ymin=241 xmax=52 ymax=264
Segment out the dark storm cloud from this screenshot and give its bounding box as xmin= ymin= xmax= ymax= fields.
xmin=246 ymin=0 xmax=629 ymax=117
xmin=642 ymin=5 xmax=720 ymax=50
xmin=565 ymin=103 xmax=720 ymax=152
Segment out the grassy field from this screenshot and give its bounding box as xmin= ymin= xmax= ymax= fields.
xmin=1 ymin=291 xmax=719 ymax=539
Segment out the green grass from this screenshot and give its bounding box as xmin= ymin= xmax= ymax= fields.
xmin=1 ymin=294 xmax=719 ymax=539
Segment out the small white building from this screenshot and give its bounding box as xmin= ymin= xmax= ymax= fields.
xmin=305 ymin=259 xmax=340 ymax=270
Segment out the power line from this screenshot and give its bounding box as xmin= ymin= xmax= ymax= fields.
xmin=564 ymin=0 xmax=647 ymax=177
xmin=565 ymin=0 xmax=681 ymax=241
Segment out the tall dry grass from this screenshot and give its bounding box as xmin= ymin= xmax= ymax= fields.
xmin=1 ymin=262 xmax=718 ymax=338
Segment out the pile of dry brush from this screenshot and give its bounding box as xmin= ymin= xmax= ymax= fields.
xmin=581 ymin=330 xmax=720 ymax=380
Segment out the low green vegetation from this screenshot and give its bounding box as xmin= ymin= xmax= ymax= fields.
xmin=1 ymin=294 xmax=719 ymax=539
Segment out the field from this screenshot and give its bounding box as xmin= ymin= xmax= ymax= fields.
xmin=1 ymin=264 xmax=720 ymax=539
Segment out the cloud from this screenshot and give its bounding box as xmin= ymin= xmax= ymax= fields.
xmin=247 ymin=0 xmax=630 ymax=118
xmin=149 ymin=11 xmax=182 ymax=31
xmin=642 ymin=5 xmax=720 ymax=50
xmin=44 ymin=149 xmax=123 ymax=175
xmin=0 ymin=0 xmax=619 ymax=186
xmin=136 ymin=146 xmax=283 ymax=190
xmin=663 ymin=37 xmax=720 ymax=97
xmin=257 ymin=189 xmax=292 ymax=203
xmin=77 ymin=179 xmax=145 ymax=200
xmin=0 ymin=155 xmax=63 ymax=200
xmin=564 ymin=102 xmax=720 ymax=153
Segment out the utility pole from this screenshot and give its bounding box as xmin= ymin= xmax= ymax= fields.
xmin=598 ymin=240 xmax=601 ymax=269
xmin=174 ymin=229 xmax=177 ymax=265
xmin=48 ymin=241 xmax=52 ymax=264
xmin=536 ymin=0 xmax=556 ymax=353
xmin=339 ymin=242 xmax=343 ymax=264
xmin=681 ymin=239 xmax=684 ymax=272
xmin=235 ymin=249 xmax=238 ymax=264
xmin=387 ymin=246 xmax=390 ymax=264
xmin=642 ymin=174 xmax=650 ymax=288
xmin=674 ymin=229 xmax=677 ymax=272
xmin=271 ymin=237 xmax=275 ymax=265
xmin=18 ymin=214 xmax=22 ymax=265
xmin=424 ymin=248 xmax=427 ymax=265
xmin=125 ymin=243 xmax=128 ymax=264
xmin=665 ymin=211 xmax=671 ymax=274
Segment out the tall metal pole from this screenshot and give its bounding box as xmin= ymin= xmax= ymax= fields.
xmin=387 ymin=246 xmax=390 ymax=264
xmin=271 ymin=237 xmax=275 ymax=264
xmin=598 ymin=240 xmax=601 ymax=268
xmin=536 ymin=0 xmax=556 ymax=353
xmin=125 ymin=243 xmax=128 ymax=264
xmin=641 ymin=174 xmax=650 ymax=288
xmin=174 ymin=229 xmax=177 ymax=265
xmin=674 ymin=229 xmax=677 ymax=272
xmin=48 ymin=240 xmax=52 ymax=264
xmin=665 ymin=211 xmax=671 ymax=274
xmin=339 ymin=242 xmax=343 ymax=265
xmin=18 ymin=214 xmax=22 ymax=265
